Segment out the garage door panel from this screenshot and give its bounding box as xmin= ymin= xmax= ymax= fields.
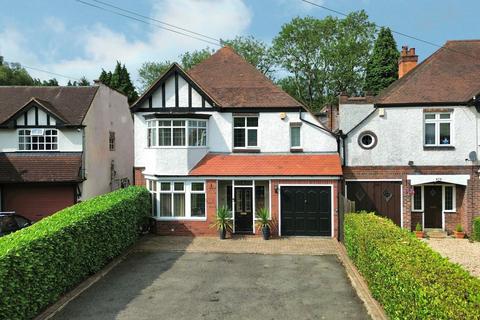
xmin=3 ymin=184 xmax=75 ymax=221
xmin=281 ymin=186 xmax=332 ymax=236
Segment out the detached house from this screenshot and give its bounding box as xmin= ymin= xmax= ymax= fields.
xmin=0 ymin=84 xmax=133 ymax=221
xmin=132 ymin=47 xmax=342 ymax=237
xmin=339 ymin=40 xmax=480 ymax=235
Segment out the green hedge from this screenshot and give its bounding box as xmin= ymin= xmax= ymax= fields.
xmin=0 ymin=186 xmax=150 ymax=320
xmin=474 ymin=217 xmax=480 ymax=242
xmin=344 ymin=212 xmax=480 ymax=320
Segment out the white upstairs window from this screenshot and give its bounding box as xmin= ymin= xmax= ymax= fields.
xmin=18 ymin=129 xmax=58 ymax=151
xmin=424 ymin=113 xmax=452 ymax=146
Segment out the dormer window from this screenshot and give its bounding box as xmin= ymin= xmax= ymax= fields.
xmin=147 ymin=119 xmax=207 ymax=147
xmin=18 ymin=129 xmax=58 ymax=151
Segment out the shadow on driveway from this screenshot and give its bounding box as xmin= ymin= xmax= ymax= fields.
xmin=52 ymin=247 xmax=370 ymax=320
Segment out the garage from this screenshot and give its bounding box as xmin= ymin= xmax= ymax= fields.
xmin=2 ymin=184 xmax=76 ymax=221
xmin=345 ymin=181 xmax=401 ymax=226
xmin=280 ymin=186 xmax=332 ymax=236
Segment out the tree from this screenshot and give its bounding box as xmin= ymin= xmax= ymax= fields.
xmin=180 ymin=48 xmax=214 ymax=70
xmin=0 ymin=56 xmax=59 ymax=86
xmin=137 ymin=61 xmax=172 ymax=93
xmin=271 ymin=11 xmax=376 ymax=111
xmin=67 ymin=76 xmax=91 ymax=86
xmin=365 ymin=27 xmax=399 ymax=94
xmin=99 ymin=62 xmax=138 ymax=104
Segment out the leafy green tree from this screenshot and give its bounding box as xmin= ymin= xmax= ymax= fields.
xmin=0 ymin=56 xmax=59 ymax=86
xmin=365 ymin=27 xmax=399 ymax=94
xmin=272 ymin=11 xmax=376 ymax=111
xmin=67 ymin=76 xmax=90 ymax=86
xmin=137 ymin=61 xmax=172 ymax=93
xmin=180 ymin=48 xmax=214 ymax=70
xmin=99 ymin=62 xmax=138 ymax=104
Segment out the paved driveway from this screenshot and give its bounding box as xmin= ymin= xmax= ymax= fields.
xmin=52 ymin=250 xmax=370 ymax=320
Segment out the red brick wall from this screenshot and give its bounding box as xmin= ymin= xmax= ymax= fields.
xmin=344 ymin=166 xmax=478 ymax=235
xmin=134 ymin=167 xmax=146 ymax=186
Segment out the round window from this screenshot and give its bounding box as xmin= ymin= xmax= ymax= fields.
xmin=358 ymin=131 xmax=377 ymax=150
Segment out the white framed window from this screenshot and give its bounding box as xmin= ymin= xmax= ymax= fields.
xmin=424 ymin=113 xmax=452 ymax=146
xmin=147 ymin=119 xmax=207 ymax=147
xmin=146 ymin=180 xmax=206 ymax=219
xmin=18 ymin=129 xmax=58 ymax=151
xmin=412 ymin=186 xmax=423 ymax=211
xmin=233 ymin=116 xmax=258 ymax=148
xmin=443 ymin=185 xmax=455 ymax=212
xmin=290 ymin=124 xmax=301 ymax=149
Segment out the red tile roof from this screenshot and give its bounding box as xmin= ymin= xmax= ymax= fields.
xmin=188 ymin=47 xmax=304 ymax=108
xmin=189 ymin=153 xmax=342 ymax=176
xmin=375 ymin=40 xmax=480 ymax=105
xmin=0 ymin=153 xmax=83 ymax=183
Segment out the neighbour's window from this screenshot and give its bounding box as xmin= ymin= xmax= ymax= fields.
xmin=18 ymin=129 xmax=58 ymax=151
xmin=109 ymin=131 xmax=115 ymax=151
xmin=146 ymin=180 xmax=206 ymax=218
xmin=424 ymin=113 xmax=452 ymax=146
xmin=444 ymin=186 xmax=455 ymax=211
xmin=412 ymin=186 xmax=423 ymax=211
xmin=147 ymin=120 xmax=207 ymax=147
xmin=233 ymin=116 xmax=258 ymax=148
xmin=290 ymin=123 xmax=301 ymax=148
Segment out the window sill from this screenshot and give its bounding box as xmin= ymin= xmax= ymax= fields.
xmin=423 ymin=145 xmax=455 ymax=151
xmin=290 ymin=147 xmax=303 ymax=153
xmin=154 ymin=217 xmax=207 ymax=221
xmin=232 ymin=148 xmax=260 ymax=153
xmin=411 ymin=210 xmax=423 ymax=213
xmin=444 ymin=211 xmax=457 ymax=214
xmin=146 ymin=146 xmax=208 ymax=149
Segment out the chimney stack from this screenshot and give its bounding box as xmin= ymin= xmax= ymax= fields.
xmin=398 ymin=46 xmax=418 ymax=78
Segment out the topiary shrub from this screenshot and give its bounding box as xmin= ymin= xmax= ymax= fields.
xmin=344 ymin=212 xmax=480 ymax=320
xmin=473 ymin=217 xmax=480 ymax=242
xmin=0 ymin=186 xmax=150 ymax=320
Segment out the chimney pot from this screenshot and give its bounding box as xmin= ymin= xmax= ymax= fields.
xmin=398 ymin=45 xmax=418 ymax=78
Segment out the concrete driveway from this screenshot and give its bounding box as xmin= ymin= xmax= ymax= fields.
xmin=52 ymin=250 xmax=370 ymax=320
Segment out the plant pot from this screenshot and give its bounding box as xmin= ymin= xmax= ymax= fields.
xmin=219 ymin=228 xmax=226 ymax=240
xmin=262 ymin=226 xmax=270 ymax=240
xmin=415 ymin=231 xmax=424 ymax=239
xmin=454 ymin=231 xmax=465 ymax=239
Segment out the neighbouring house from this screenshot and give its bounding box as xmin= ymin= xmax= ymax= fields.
xmin=0 ymin=83 xmax=134 ymax=221
xmin=132 ymin=47 xmax=342 ymax=237
xmin=339 ymin=41 xmax=480 ymax=235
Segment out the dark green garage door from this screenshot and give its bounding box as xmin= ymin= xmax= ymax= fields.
xmin=281 ymin=186 xmax=332 ymax=236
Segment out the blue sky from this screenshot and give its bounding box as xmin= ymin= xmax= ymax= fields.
xmin=1 ymin=0 xmax=479 ymax=86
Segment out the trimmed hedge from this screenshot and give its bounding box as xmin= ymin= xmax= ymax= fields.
xmin=0 ymin=186 xmax=150 ymax=320
xmin=474 ymin=217 xmax=480 ymax=242
xmin=344 ymin=212 xmax=480 ymax=320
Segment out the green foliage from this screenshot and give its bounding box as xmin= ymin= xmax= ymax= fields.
xmin=0 ymin=56 xmax=58 ymax=86
xmin=210 ymin=206 xmax=233 ymax=232
xmin=137 ymin=61 xmax=172 ymax=93
xmin=455 ymin=224 xmax=464 ymax=233
xmin=271 ymin=11 xmax=376 ymax=111
xmin=344 ymin=213 xmax=480 ymax=320
xmin=255 ymin=208 xmax=271 ymax=229
xmin=99 ymin=62 xmax=138 ymax=104
xmin=180 ymin=48 xmax=214 ymax=70
xmin=365 ymin=27 xmax=399 ymax=94
xmin=0 ymin=186 xmax=150 ymax=320
xmin=67 ymin=76 xmax=90 ymax=86
xmin=473 ymin=217 xmax=480 ymax=241
xmin=415 ymin=222 xmax=422 ymax=232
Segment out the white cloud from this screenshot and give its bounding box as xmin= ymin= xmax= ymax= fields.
xmin=0 ymin=0 xmax=252 ymax=85
xmin=44 ymin=16 xmax=66 ymax=33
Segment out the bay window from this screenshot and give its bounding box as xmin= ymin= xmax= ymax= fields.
xmin=147 ymin=180 xmax=206 ymax=219
xmin=424 ymin=113 xmax=452 ymax=146
xmin=148 ymin=119 xmax=207 ymax=147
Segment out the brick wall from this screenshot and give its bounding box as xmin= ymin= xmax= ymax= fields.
xmin=134 ymin=167 xmax=146 ymax=186
xmin=344 ymin=166 xmax=479 ymax=235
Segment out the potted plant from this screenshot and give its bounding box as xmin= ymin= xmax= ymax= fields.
xmin=454 ymin=224 xmax=465 ymax=239
xmin=210 ymin=206 xmax=232 ymax=240
xmin=256 ymin=208 xmax=272 ymax=240
xmin=415 ymin=222 xmax=424 ymax=239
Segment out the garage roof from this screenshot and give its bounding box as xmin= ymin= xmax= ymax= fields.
xmin=189 ymin=153 xmax=342 ymax=176
xmin=0 ymin=153 xmax=83 ymax=182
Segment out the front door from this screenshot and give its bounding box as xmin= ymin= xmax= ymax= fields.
xmin=424 ymin=186 xmax=442 ymax=228
xmin=234 ymin=187 xmax=253 ymax=233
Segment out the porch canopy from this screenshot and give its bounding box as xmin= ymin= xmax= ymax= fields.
xmin=407 ymin=174 xmax=470 ymax=186
xmin=189 ymin=153 xmax=342 ymax=176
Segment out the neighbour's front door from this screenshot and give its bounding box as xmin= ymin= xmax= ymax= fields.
xmin=234 ymin=187 xmax=253 ymax=233
xmin=424 ymin=186 xmax=442 ymax=228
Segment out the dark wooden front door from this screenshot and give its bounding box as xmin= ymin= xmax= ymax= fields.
xmin=424 ymin=186 xmax=442 ymax=228
xmin=234 ymin=187 xmax=253 ymax=233
xmin=346 ymin=181 xmax=402 ymax=226
xmin=281 ymin=186 xmax=331 ymax=236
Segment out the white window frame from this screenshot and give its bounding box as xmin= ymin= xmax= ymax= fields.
xmin=443 ymin=185 xmax=456 ymax=212
xmin=290 ymin=125 xmax=302 ymax=149
xmin=146 ymin=180 xmax=206 ymax=220
xmin=233 ymin=116 xmax=258 ymax=149
xmin=423 ymin=112 xmax=453 ymax=146
xmin=18 ymin=128 xmax=58 ymax=151
xmin=411 ymin=185 xmax=424 ymax=212
xmin=147 ymin=119 xmax=208 ymax=148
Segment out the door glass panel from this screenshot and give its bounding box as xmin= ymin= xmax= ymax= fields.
xmin=444 ymin=186 xmax=453 ymax=210
xmin=235 ymin=189 xmax=243 ymax=212
xmin=245 ymin=189 xmax=252 ymax=212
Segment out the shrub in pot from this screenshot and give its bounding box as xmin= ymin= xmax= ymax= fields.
xmin=210 ymin=206 xmax=232 ymax=239
xmin=454 ymin=224 xmax=465 ymax=239
xmin=256 ymin=208 xmax=272 ymax=240
xmin=415 ymin=222 xmax=424 ymax=239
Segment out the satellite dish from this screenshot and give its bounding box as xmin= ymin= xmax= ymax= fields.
xmin=468 ymin=151 xmax=477 ymax=162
